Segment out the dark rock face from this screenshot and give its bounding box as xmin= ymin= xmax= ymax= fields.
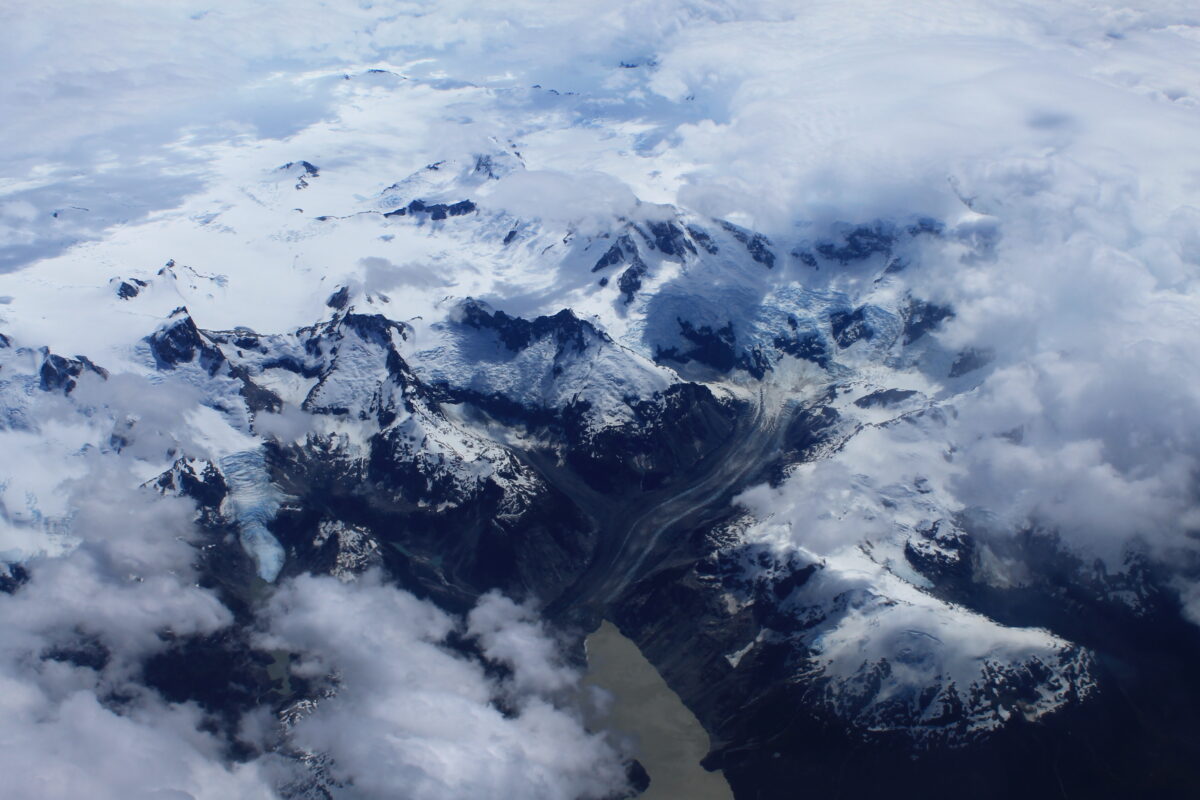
xmin=280 ymin=161 xmax=320 ymax=190
xmin=262 ymin=434 xmax=598 ymax=613
xmin=687 ymin=225 xmax=719 ymax=254
xmin=116 ymin=278 xmax=147 ymax=299
xmin=0 ymin=563 xmax=29 ymax=594
xmin=346 ymin=310 xmax=408 ymax=340
xmin=829 ymin=306 xmax=874 ymax=348
xmin=781 ymin=400 xmax=840 ymax=463
xmin=385 ymin=199 xmax=477 ymax=220
xmin=280 ymin=160 xmax=320 ymax=177
xmin=593 ymin=242 xmax=625 ymax=272
xmin=38 ymin=350 xmax=107 ymax=394
xmin=808 ymin=218 xmax=943 ymax=268
xmin=617 ymin=255 xmax=649 ymax=304
xmin=793 ymin=249 xmax=819 ymax=267
xmin=294 ymin=315 xmax=415 ymax=419
xmin=773 ymin=317 xmax=830 ymax=368
xmin=907 ymin=217 xmax=945 ymax=237
xmin=155 ymin=458 xmax=229 ymax=515
xmin=148 ymin=309 xmax=226 ymax=375
xmin=655 ymin=318 xmax=782 ymax=378
xmin=719 ymin=220 xmax=774 ymax=268
xmin=903 ymin=298 xmax=954 ymax=344
xmin=903 ymin=518 xmax=972 ymax=582
xmin=456 ymin=299 xmax=601 ymax=354
xmin=643 ymin=221 xmax=696 ymax=259
xmin=816 ymin=222 xmax=895 ymax=264
xmin=592 ymin=234 xmax=637 ymax=272
xmin=166 ymin=322 xmax=284 ymax=412
xmin=949 ymin=347 xmax=992 ymax=377
xmin=657 ymin=319 xmax=738 ymax=373
xmin=562 ymin=382 xmax=741 ymax=495
xmin=854 ymin=388 xmax=919 ymax=408
xmin=325 ymin=285 xmax=350 ymax=310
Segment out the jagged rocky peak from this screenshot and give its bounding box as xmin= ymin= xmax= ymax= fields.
xmin=652 ymin=311 xmax=782 ymax=380
xmin=148 ymin=307 xmax=226 ymax=374
xmin=589 ymin=212 xmax=777 ymax=278
xmin=325 ymin=285 xmax=350 ymax=310
xmin=471 ymin=147 xmax=523 ymax=181
xmin=377 ymin=147 xmax=519 ymax=219
xmin=313 ymin=519 xmax=383 ymax=582
xmin=639 ymin=218 xmax=696 ymax=259
xmin=817 ymin=221 xmax=898 ymax=263
xmin=793 ymin=216 xmax=944 ymax=267
xmin=452 ymin=298 xmax=607 ymax=354
xmin=617 ymin=253 xmax=649 ymax=306
xmin=717 ymin=219 xmax=775 ymax=268
xmin=112 ymin=276 xmax=148 ymax=299
xmin=414 ymin=297 xmax=683 ymax=437
xmin=202 ymin=309 xmax=419 ymax=423
xmin=38 ymin=348 xmax=108 ymax=394
xmin=383 ymin=198 xmax=477 ymax=221
xmin=591 ymin=233 xmax=638 ymax=273
xmin=153 ymin=457 xmax=230 ymax=515
xmin=278 ymin=160 xmax=320 ymax=189
xmin=903 ymin=518 xmax=972 ymax=582
xmin=304 ymin=309 xmax=411 ymax=349
xmin=948 ymin=346 xmax=992 ymax=378
xmin=151 ymin=315 xmax=283 ymax=413
xmin=265 ymin=311 xmax=418 ymax=423
xmin=279 ymin=160 xmax=320 ymax=177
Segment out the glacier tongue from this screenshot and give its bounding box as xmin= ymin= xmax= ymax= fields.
xmin=218 ymin=448 xmax=286 ymax=582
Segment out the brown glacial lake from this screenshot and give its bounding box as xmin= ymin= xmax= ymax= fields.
xmin=583 ymin=621 xmax=734 ymax=800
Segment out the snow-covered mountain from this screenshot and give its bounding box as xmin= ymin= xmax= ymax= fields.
xmin=5 ymin=4 xmax=1200 ymax=797
xmin=0 ymin=145 xmax=1131 ymax=770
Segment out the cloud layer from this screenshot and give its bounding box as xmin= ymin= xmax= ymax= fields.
xmin=259 ymin=578 xmax=626 ymax=800
xmin=0 ymin=344 xmax=625 ymax=799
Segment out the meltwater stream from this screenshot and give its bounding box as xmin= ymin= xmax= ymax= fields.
xmin=584 ymin=621 xmax=733 ymax=800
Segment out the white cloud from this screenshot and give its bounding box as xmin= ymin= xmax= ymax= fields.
xmin=467 ymin=590 xmax=581 ymax=696
xmin=649 ymin=1 xmax=1200 ymax=604
xmin=480 ymin=169 xmax=640 ymax=233
xmin=0 ymin=466 xmax=277 ymax=800
xmin=259 ymin=574 xmax=627 ymax=800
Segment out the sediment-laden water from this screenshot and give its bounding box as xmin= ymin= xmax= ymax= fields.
xmin=584 ymin=620 xmax=733 ymax=800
